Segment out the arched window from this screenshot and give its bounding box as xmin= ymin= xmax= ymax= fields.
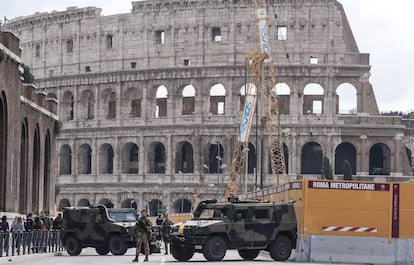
xmin=32 ymin=126 xmax=41 ymax=210
xmin=19 ymin=120 xmax=28 ymax=213
xmin=43 ymin=130 xmax=51 ymax=211
xmin=274 ymin=83 xmax=291 ymax=114
xmin=301 ymin=142 xmax=323 ymax=174
xmin=204 ymin=142 xmax=225 ymax=174
xmin=59 ymin=145 xmax=72 ymax=175
xmin=58 ymin=199 xmax=71 ymax=211
xmin=149 ymin=142 xmax=166 ymax=173
xmin=155 ymin=86 xmax=168 ymax=117
xmin=122 ymin=143 xmax=139 ymax=174
xmin=336 ymin=83 xmax=357 ymax=114
xmin=77 ymin=198 xmax=91 ymax=207
xmin=369 ymin=143 xmax=391 ymax=175
xmin=127 ymin=88 xmax=142 ymax=118
xmin=175 ymin=141 xmax=194 ymax=173
xmin=182 ymin=85 xmax=196 ymax=115
xmin=303 ymin=83 xmax=324 ymax=115
xmin=99 ymin=144 xmax=114 ymax=174
xmin=149 ymin=199 xmax=164 ymax=216
xmin=78 ymin=144 xmax=92 ymax=174
xmin=210 ymin=84 xmax=226 ymax=115
xmin=80 ymin=90 xmax=95 ymax=119
xmin=173 ymin=198 xmax=192 ymax=213
xmin=334 ymin=142 xmax=357 ymax=175
xmin=108 ymin=91 xmax=117 ymax=119
xmin=62 ymin=91 xmax=74 ymax=121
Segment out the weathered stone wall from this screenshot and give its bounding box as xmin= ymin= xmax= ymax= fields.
xmin=3 ymin=0 xmax=413 ymax=212
xmin=0 ymin=31 xmax=58 ymax=214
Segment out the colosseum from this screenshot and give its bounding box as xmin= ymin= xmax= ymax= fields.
xmin=4 ymin=0 xmax=414 ymax=216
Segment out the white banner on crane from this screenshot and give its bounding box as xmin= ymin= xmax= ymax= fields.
xmin=240 ymin=94 xmax=255 ymax=142
xmin=257 ymin=8 xmax=269 ymax=54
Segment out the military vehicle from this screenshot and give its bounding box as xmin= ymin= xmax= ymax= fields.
xmin=61 ymin=205 xmax=159 ymax=256
xmin=169 ymin=199 xmax=297 ymax=262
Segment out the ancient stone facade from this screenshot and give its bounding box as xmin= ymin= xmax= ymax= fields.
xmin=0 ymin=31 xmax=58 ymax=214
xmin=5 ymin=0 xmax=413 ymax=216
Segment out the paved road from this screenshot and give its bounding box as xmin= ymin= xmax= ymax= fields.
xmin=0 ymin=248 xmax=352 ymax=265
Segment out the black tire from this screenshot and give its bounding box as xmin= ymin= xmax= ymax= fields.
xmin=65 ymin=236 xmax=82 ymax=256
xmin=171 ymin=243 xmax=194 ymax=261
xmin=203 ymin=235 xmax=227 ymax=261
xmin=109 ymin=235 xmax=128 ymax=255
xmin=269 ymin=235 xmax=292 ymax=261
xmin=238 ymin=249 xmax=260 ymax=260
xmin=95 ymin=246 xmax=110 ymax=255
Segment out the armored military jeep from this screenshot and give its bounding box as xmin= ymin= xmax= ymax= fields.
xmin=61 ymin=205 xmax=138 ymax=256
xmin=169 ymin=199 xmax=297 ymax=262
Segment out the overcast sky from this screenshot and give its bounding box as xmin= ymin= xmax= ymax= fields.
xmin=2 ymin=0 xmax=413 ymax=113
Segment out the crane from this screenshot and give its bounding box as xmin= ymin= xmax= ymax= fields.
xmin=224 ymin=0 xmax=286 ymax=199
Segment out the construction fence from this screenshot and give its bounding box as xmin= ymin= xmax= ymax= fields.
xmin=243 ymin=180 xmax=414 ymax=264
xmin=0 ymin=230 xmax=63 ymax=257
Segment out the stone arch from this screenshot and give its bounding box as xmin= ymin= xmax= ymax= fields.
xmin=301 ymin=142 xmax=323 ymax=174
xmin=59 ymin=144 xmax=72 ymax=175
xmin=334 ymin=142 xmax=357 ymax=175
xmin=336 ymin=83 xmax=357 ymax=114
xmin=274 ymin=83 xmax=291 ymax=115
xmin=78 ymin=143 xmax=92 ymax=174
xmin=175 ymin=141 xmax=194 ymax=173
xmin=303 ymin=83 xmax=324 ymax=115
xmin=209 ymin=84 xmax=226 ymax=115
xmin=369 ymin=143 xmax=391 ymax=175
xmin=77 ymin=198 xmax=91 ymax=207
xmin=203 ymin=141 xmax=225 ymax=174
xmin=125 ymin=87 xmax=142 ymax=118
xmin=155 ymin=85 xmax=168 ymax=117
xmin=99 ymin=143 xmax=114 ymax=174
xmin=405 ymin=147 xmax=412 ymax=173
xmin=43 ymin=130 xmax=51 ymax=211
xmin=148 ymin=199 xmax=164 ymax=217
xmin=244 ymin=142 xmax=257 ymax=174
xmin=148 ymin=142 xmax=166 ymax=174
xmin=98 ymin=198 xmax=114 ymax=208
xmin=80 ymin=90 xmax=95 ymax=119
xmin=122 ymin=142 xmax=139 ymax=174
xmin=19 ymin=119 xmax=29 ymax=213
xmin=173 ymin=198 xmax=191 ymax=213
xmin=121 ymin=198 xmax=137 ymax=209
xmin=32 ymin=125 xmax=41 ymax=211
xmin=62 ymin=91 xmax=74 ymax=121
xmin=0 ymin=92 xmax=7 ymax=210
xmin=101 ymin=89 xmax=117 ymax=119
xmin=57 ymin=199 xmax=71 ymax=211
xmin=181 ymin=85 xmax=196 ymax=115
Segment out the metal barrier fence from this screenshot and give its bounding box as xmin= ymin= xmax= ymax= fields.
xmin=0 ymin=230 xmax=63 ymax=257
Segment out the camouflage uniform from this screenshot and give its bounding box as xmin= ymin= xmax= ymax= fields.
xmin=161 ymin=214 xmax=173 ymax=254
xmin=133 ymin=210 xmax=152 ymax=262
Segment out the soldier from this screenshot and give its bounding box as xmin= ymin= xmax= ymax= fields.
xmin=132 ymin=209 xmax=152 ymax=262
xmin=160 ymin=213 xmax=173 ymax=255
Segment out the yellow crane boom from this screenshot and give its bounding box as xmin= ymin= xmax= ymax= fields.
xmin=224 ymin=0 xmax=286 ymax=198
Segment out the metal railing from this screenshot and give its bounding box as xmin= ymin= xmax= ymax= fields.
xmin=0 ymin=230 xmax=63 ymax=257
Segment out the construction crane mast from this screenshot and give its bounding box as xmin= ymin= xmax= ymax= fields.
xmin=224 ymin=0 xmax=286 ymax=198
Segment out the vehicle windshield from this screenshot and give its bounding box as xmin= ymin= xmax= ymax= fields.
xmin=107 ymin=209 xmax=137 ymax=222
xmin=196 ymin=206 xmax=231 ymax=220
